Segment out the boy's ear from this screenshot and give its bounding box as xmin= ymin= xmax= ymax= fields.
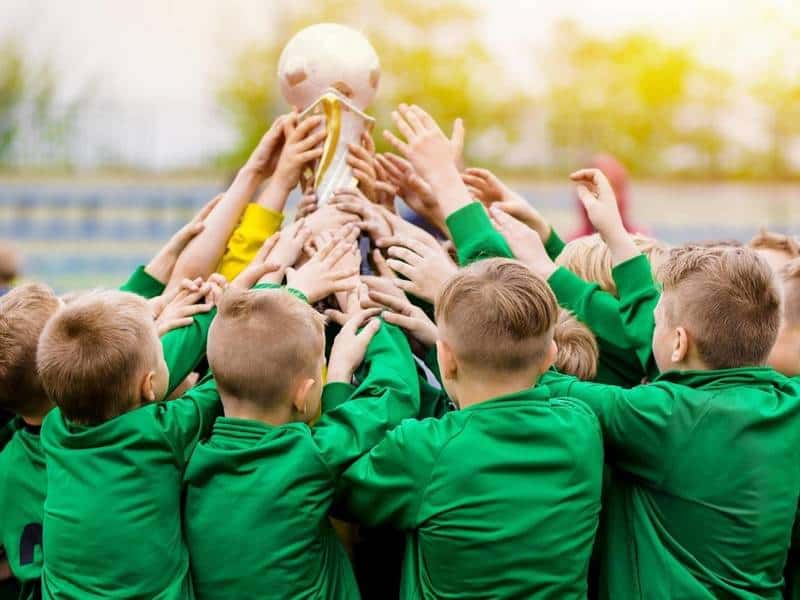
xmin=542 ymin=339 xmax=558 ymax=373
xmin=291 ymin=377 xmax=317 ymax=416
xmin=436 ymin=339 xmax=458 ymax=381
xmin=672 ymin=326 xmax=689 ymax=364
xmin=140 ymin=371 xmax=157 ymax=404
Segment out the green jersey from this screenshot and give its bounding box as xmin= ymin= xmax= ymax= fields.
xmin=183 ymin=321 xmax=420 ymax=600
xmin=542 ymin=367 xmax=800 ymax=599
xmin=337 ymin=384 xmax=604 ymax=599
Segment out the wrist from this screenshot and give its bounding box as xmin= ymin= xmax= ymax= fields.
xmin=326 ymin=365 xmax=353 ymax=384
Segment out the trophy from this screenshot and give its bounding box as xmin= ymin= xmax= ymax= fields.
xmin=278 ymin=23 xmax=380 ymax=204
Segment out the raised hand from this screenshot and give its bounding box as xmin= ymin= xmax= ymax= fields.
xmin=461 ymin=168 xmax=551 ymax=241
xmin=367 ymin=288 xmax=438 ymax=348
xmin=261 ymin=219 xmax=312 ymax=278
xmin=326 ymin=309 xmax=383 ymax=384
xmin=377 ymin=152 xmax=447 ymax=234
xmin=271 ymin=113 xmax=326 ymax=193
xmin=294 ymin=190 xmax=318 ymax=222
xmin=329 ymin=189 xmax=392 ymax=242
xmin=243 ymin=115 xmax=288 ymax=179
xmin=489 ymin=205 xmax=555 ymax=279
xmin=145 ymin=195 xmax=221 ymax=284
xmin=152 ymin=278 xmax=214 ymax=336
xmin=569 ymin=168 xmax=638 ymax=264
xmin=375 ymin=235 xmax=457 ymax=304
xmin=285 ymin=225 xmax=361 ymax=304
xmin=347 ymin=137 xmax=378 ymax=203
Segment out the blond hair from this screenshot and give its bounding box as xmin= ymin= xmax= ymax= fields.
xmin=657 ymin=245 xmax=780 ymax=369
xmin=554 ymin=310 xmax=598 ymax=380
xmin=435 ymin=258 xmax=558 ymax=373
xmin=0 ymin=283 xmax=60 ymax=416
xmin=557 ymin=234 xmax=668 ymax=294
xmin=208 ymin=288 xmax=325 ymax=407
xmin=780 ymin=258 xmax=800 ymax=328
xmin=748 ymin=229 xmax=800 ymax=258
xmin=37 ymin=290 xmax=160 ymax=425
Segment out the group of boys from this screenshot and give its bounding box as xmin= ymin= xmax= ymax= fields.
xmin=1 ymin=103 xmax=799 ymax=600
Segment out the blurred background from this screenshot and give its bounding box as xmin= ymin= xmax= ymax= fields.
xmin=0 ymin=0 xmax=798 ymax=290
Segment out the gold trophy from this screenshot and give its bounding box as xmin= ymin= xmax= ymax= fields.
xmin=278 ymin=23 xmax=380 ymax=204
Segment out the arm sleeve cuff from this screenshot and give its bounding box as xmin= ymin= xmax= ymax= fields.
xmin=547 ymin=266 xmax=594 ymax=311
xmin=544 ymin=228 xmax=566 ymax=261
xmin=252 ymin=283 xmax=308 ymax=303
xmin=612 ymin=254 xmax=655 ymax=299
xmin=119 ymin=265 xmax=166 ymax=299
xmin=445 ymin=202 xmax=512 ymax=265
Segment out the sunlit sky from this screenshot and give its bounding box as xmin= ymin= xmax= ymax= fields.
xmin=2 ymin=0 xmax=799 ymax=167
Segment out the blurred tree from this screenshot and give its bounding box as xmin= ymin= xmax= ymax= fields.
xmin=0 ymin=41 xmax=25 ymax=161
xmin=217 ymin=0 xmax=526 ymax=169
xmin=753 ymin=72 xmax=800 ymax=178
xmin=542 ymin=21 xmax=730 ymax=177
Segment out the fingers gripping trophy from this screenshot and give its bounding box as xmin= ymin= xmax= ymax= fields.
xmin=278 ymin=23 xmax=380 ymax=205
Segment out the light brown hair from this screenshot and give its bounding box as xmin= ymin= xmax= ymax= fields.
xmin=657 ymin=245 xmax=781 ymax=369
xmin=208 ymin=288 xmax=325 ymax=407
xmin=780 ymin=258 xmax=800 ymax=328
xmin=0 ymin=241 xmax=20 ymax=284
xmin=554 ymin=309 xmax=598 ymax=380
xmin=435 ymin=258 xmax=558 ymax=373
xmin=748 ymin=229 xmax=800 ymax=258
xmin=0 ymin=283 xmax=60 ymax=416
xmin=37 ymin=290 xmax=160 ymax=425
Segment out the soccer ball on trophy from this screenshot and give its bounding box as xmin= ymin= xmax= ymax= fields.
xmin=278 ymin=23 xmax=380 ymax=204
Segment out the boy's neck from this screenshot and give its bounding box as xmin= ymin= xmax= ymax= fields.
xmin=454 ymin=370 xmax=543 ymax=410
xmin=221 ymin=393 xmax=293 ymax=427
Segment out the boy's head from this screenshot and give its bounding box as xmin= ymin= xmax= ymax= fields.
xmin=554 ymin=309 xmax=598 ymax=381
xmin=0 ymin=241 xmax=20 ymax=293
xmin=652 ymin=245 xmax=780 ymax=373
xmin=0 ymin=283 xmax=61 ymax=419
xmin=435 ymin=259 xmax=558 ymax=405
xmin=37 ymin=290 xmax=168 ymax=425
xmin=768 ymin=258 xmax=800 ymax=376
xmin=556 ymin=233 xmax=668 ymax=294
xmin=208 ymin=288 xmax=325 ymax=423
xmin=748 ymin=229 xmax=800 ymax=273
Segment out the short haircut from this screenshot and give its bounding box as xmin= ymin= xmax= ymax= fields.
xmin=657 ymin=245 xmax=781 ymax=369
xmin=435 ymin=258 xmax=558 ymax=374
xmin=37 ymin=290 xmax=159 ymax=425
xmin=0 ymin=241 xmax=19 ymax=284
xmin=748 ymin=229 xmax=800 ymax=258
xmin=554 ymin=309 xmax=598 ymax=380
xmin=208 ymin=288 xmax=325 ymax=407
xmin=0 ymin=283 xmax=60 ymax=416
xmin=780 ymin=258 xmax=800 ymax=328
xmin=557 ymin=234 xmax=668 ymax=294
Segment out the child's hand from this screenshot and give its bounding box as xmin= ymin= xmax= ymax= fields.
xmin=286 ymin=225 xmax=361 ymax=303
xmin=461 ymin=168 xmax=551 ymax=241
xmin=271 ymin=114 xmax=326 ymax=193
xmin=261 ymin=219 xmax=312 ymax=280
xmin=326 ymin=308 xmax=383 ymax=383
xmin=243 ymin=116 xmax=288 ymax=179
xmin=146 ymin=195 xmax=221 ymax=284
xmin=368 ymin=289 xmax=438 ymax=348
xmin=231 ymin=233 xmax=282 ymax=290
xmin=376 ymin=205 xmax=443 ymax=250
xmin=329 ymin=190 xmax=392 ymax=241
xmin=294 ymin=191 xmax=318 ymax=221
xmin=377 ymin=153 xmax=447 ymax=234
xmin=347 ymin=138 xmax=378 ymax=203
xmin=302 ymin=204 xmax=361 ymax=240
xmin=490 ymin=206 xmax=556 ymax=279
xmin=375 ymin=236 xmax=458 ymax=304
xmin=152 ymin=278 xmax=214 ymax=336
xmin=569 ymin=168 xmax=639 ymax=264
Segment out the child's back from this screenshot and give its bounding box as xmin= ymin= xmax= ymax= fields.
xmin=183 ymin=287 xmax=420 ymax=600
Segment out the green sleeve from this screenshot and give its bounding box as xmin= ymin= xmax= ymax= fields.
xmin=312 ymin=321 xmax=421 ymax=477
xmin=321 ymin=382 xmax=356 ymax=413
xmin=612 ymin=254 xmax=660 ymax=373
xmin=336 ymin=418 xmax=445 ymax=530
xmin=160 ymin=308 xmax=216 ymax=397
xmin=118 ymin=265 xmax=165 ymax=299
xmin=157 ymin=373 xmax=221 ymax=467
xmin=544 ymin=228 xmax=566 ymax=261
xmin=540 ymin=371 xmax=673 ymax=484
xmin=445 ymin=201 xmax=513 ymax=266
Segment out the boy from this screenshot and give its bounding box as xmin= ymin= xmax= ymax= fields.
xmin=554 ymin=309 xmax=599 ymax=381
xmin=494 ymin=188 xmax=800 ymax=598
xmin=337 ymin=258 xmax=604 ymax=598
xmin=771 ymin=258 xmax=800 ymax=377
xmin=749 ymin=229 xmax=800 ymax=273
xmin=183 ymin=283 xmax=419 ymax=599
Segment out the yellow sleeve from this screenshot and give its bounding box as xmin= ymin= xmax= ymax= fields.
xmin=216 ymin=204 xmax=284 ymax=281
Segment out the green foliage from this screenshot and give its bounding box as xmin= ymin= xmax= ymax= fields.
xmin=216 ymin=0 xmax=526 ymax=170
